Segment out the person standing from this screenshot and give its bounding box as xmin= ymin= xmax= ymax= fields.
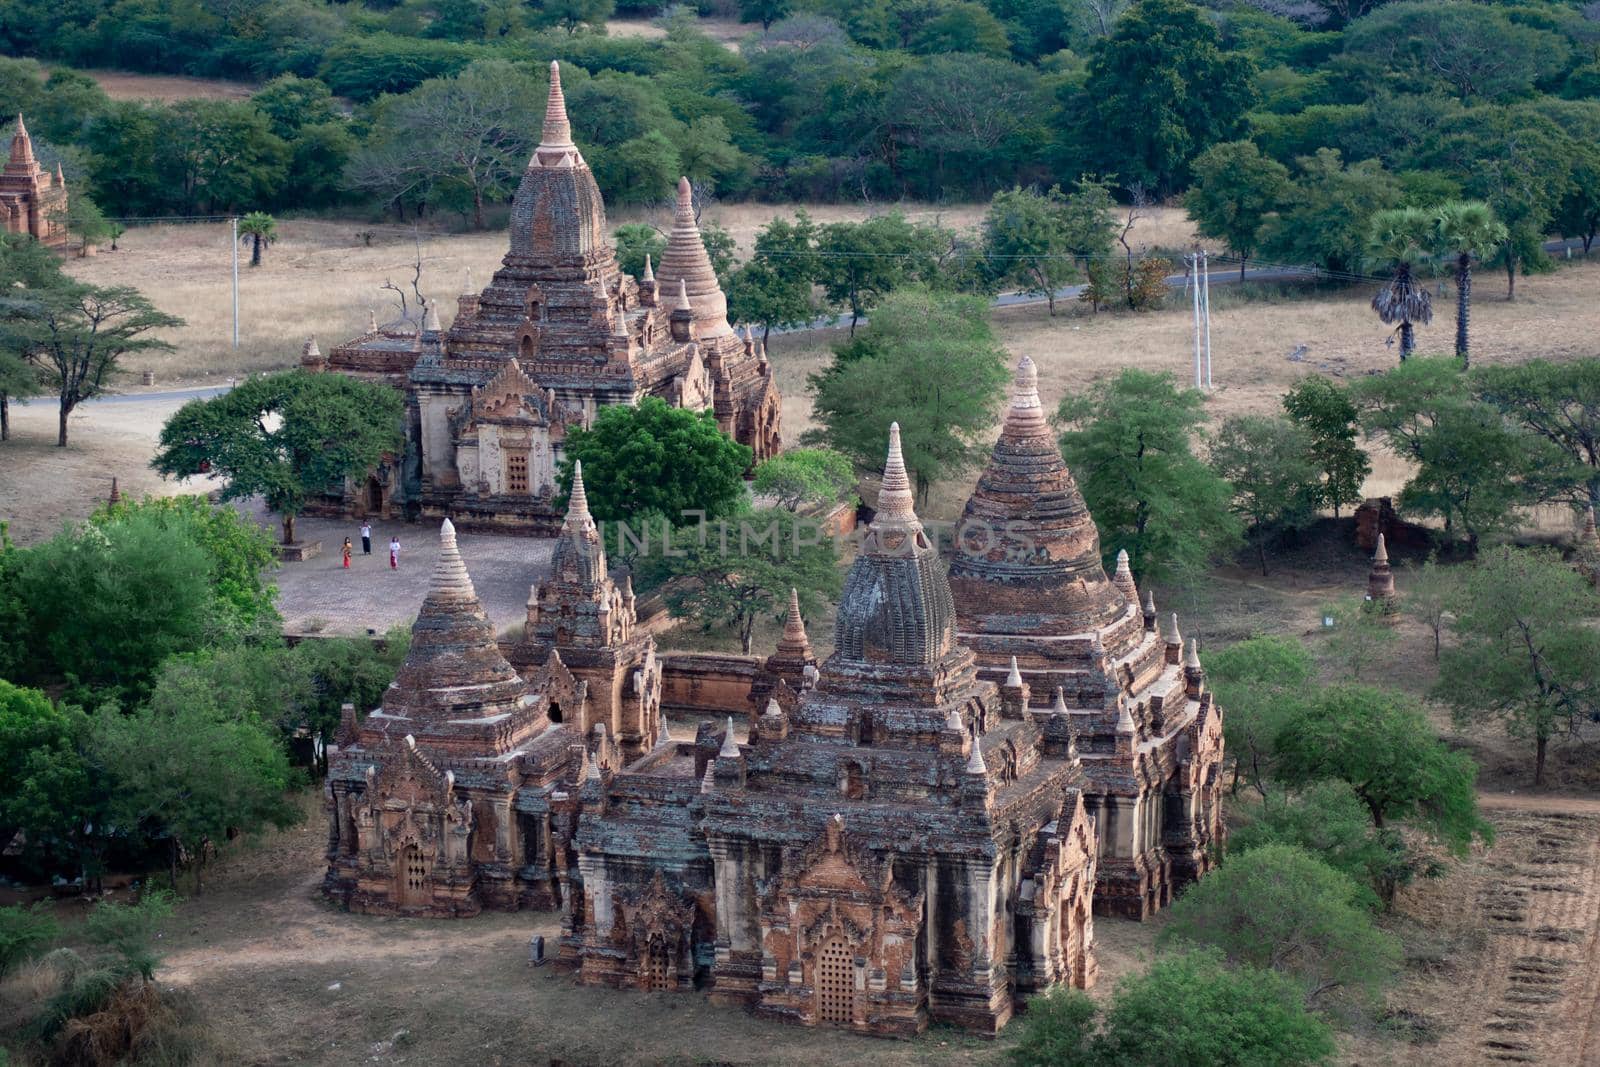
xmin=360 ymin=521 xmax=372 ymax=555
xmin=389 ymin=536 xmax=400 ymax=570
xmin=342 ymin=538 xmax=353 ymax=568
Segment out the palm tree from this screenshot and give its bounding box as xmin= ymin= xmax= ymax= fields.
xmin=1431 ymin=200 xmax=1506 ymax=368
xmin=1368 ymin=207 xmax=1434 ymax=362
xmin=237 ymin=212 xmax=277 ymax=268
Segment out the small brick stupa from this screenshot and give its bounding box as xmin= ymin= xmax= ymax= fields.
xmin=1365 ymin=532 xmax=1398 ymax=615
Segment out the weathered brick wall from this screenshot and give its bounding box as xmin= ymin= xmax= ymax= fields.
xmin=659 ymin=653 xmax=761 ymax=717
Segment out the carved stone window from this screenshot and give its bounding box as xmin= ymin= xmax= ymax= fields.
xmin=816 ymin=937 xmax=854 ymax=1024
xmin=506 ymin=452 xmax=529 ymax=494
xmin=399 ymin=843 xmax=427 ymax=904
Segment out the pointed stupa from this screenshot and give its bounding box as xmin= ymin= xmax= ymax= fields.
xmin=718 ymin=716 xmax=740 ymax=758
xmin=421 ymin=300 xmax=442 ymax=333
xmin=461 ymin=267 xmax=474 ymax=295
xmin=1053 ymin=686 xmax=1069 ymax=715
xmin=550 ymin=460 xmax=606 ymax=588
xmin=1183 ymin=637 xmax=1202 ymax=670
xmin=674 ymin=277 xmax=691 ymax=312
xmin=1115 ymin=697 xmax=1136 ymax=735
xmin=107 ymin=476 xmax=121 ymax=505
xmin=641 ymin=253 xmax=654 ymax=283
xmin=382 ymin=520 xmax=529 ymax=726
xmin=539 ymin=60 xmax=574 ymax=151
xmin=876 ymin=421 xmax=917 ymax=523
xmin=832 ymin=422 xmax=957 ymax=666
xmin=8 ymin=113 xmax=34 ymax=169
xmin=367 ymin=308 xmax=379 ymax=333
xmin=1112 ymin=549 xmax=1139 ymax=606
xmin=775 ymin=587 xmax=813 ymax=661
xmin=52 ymin=161 xmax=63 ymax=186
xmin=509 ymin=61 xmax=607 ymax=263
xmin=950 ymin=355 xmax=1127 ymax=635
xmin=1005 ymin=656 xmax=1023 ymax=688
xmin=1166 ymin=613 xmax=1183 ymax=650
xmin=966 ymin=740 xmax=989 ymax=775
xmin=945 ymin=706 xmax=964 ymax=733
xmin=653 ymin=176 xmax=732 ymax=338
xmin=1367 ymin=532 xmax=1396 ymax=606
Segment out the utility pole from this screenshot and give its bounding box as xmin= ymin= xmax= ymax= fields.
xmin=1201 ymin=248 xmax=1212 ymax=389
xmin=231 ymin=216 xmax=240 ymax=349
xmin=1189 ymin=252 xmax=1202 ymax=389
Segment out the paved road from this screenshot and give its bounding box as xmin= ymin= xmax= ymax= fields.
xmin=47 ymin=236 xmax=1598 ymax=405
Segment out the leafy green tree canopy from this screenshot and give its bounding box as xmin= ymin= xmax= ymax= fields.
xmin=558 ymin=396 xmax=752 ymax=525
xmin=1186 ymin=140 xmax=1290 ymax=278
xmin=752 ymin=448 xmax=857 ymax=511
xmin=1282 ymin=375 xmax=1370 ymax=518
xmin=1055 ymin=368 xmax=1240 ymax=584
xmin=152 ymin=369 xmax=405 ymax=545
xmin=1210 ymin=414 xmax=1320 ymax=575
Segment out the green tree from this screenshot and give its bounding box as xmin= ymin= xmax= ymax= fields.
xmin=912 ymin=3 xmax=1012 ymax=58
xmin=147 ymin=644 xmax=312 ymax=758
xmin=1186 ymin=140 xmax=1290 ymax=280
xmin=1080 ymin=0 xmax=1257 ymax=196
xmin=1474 ymin=359 xmax=1600 ymax=508
xmin=726 ymin=211 xmax=820 ymax=343
xmin=236 ymin=210 xmax=277 ymax=268
xmin=0 ymin=345 xmax=38 ymax=443
xmin=1402 ymin=554 xmax=1457 ymax=661
xmin=290 ymin=629 xmax=410 ymax=773
xmin=0 ymin=230 xmax=66 ymax=442
xmin=1230 ymin=780 xmax=1415 ymax=909
xmin=806 ymin=287 xmax=1009 ymax=502
xmin=0 ymin=681 xmax=98 ymax=882
xmin=1554 ymin=143 xmax=1600 ymax=254
xmin=752 ymin=448 xmax=857 ymax=511
xmin=648 ymin=507 xmax=842 ymax=653
xmin=1344 ymin=1 xmax=1570 ymax=104
xmin=1282 ymin=375 xmax=1370 ymax=518
xmin=13 ymin=511 xmax=223 ymax=703
xmin=612 ymin=222 xmax=666 ymax=279
xmin=557 ymin=396 xmax=752 ymax=525
xmin=1211 ymin=414 xmax=1320 ymax=575
xmin=158 ymin=99 xmax=289 ymax=215
xmin=1161 ymin=843 xmax=1401 ymax=1003
xmin=1261 ymin=149 xmax=1400 ymax=276
xmin=0 ymin=282 xmax=180 ymax=446
xmin=740 ymin=0 xmax=791 ymax=30
xmin=92 ymin=494 xmax=279 ymax=635
xmin=1056 ymin=369 xmax=1241 ymax=584
xmin=250 ymin=75 xmax=341 ymax=140
xmin=1205 ymin=634 xmax=1314 ymax=798
xmin=981 ymin=186 xmax=1077 ymax=316
xmin=530 ymin=0 xmax=615 ymax=34
xmin=1422 ymin=106 xmax=1574 ymax=300
xmin=1014 ymin=950 xmax=1336 ymax=1067
xmin=1367 ymin=206 xmax=1434 ymax=361
xmin=1058 ymin=175 xmax=1119 ymax=272
xmin=1436 ymin=546 xmax=1600 ymax=786
xmin=152 ymin=370 xmax=404 ymax=546
xmin=1353 ymin=358 xmax=1569 ymax=550
xmin=1319 ymin=597 xmax=1392 ymax=682
xmin=1273 ymin=683 xmax=1491 ymax=852
xmin=1430 ymin=200 xmax=1505 ymax=365
xmin=816 ymin=214 xmax=947 ymax=334
xmin=93 ymin=698 xmax=299 ymax=893
xmin=58 ymin=194 xmax=113 ymax=257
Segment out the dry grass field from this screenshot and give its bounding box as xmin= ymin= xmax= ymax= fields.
xmin=48 ymin=66 xmax=257 ymax=102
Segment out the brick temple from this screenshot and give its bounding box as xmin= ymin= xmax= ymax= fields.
xmin=1 ymin=115 xmax=69 ymax=248
xmin=323 ymin=359 xmax=1225 ymax=1037
xmin=304 ymin=62 xmax=782 ymax=532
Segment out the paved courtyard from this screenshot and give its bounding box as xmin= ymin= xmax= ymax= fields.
xmin=233 ymin=502 xmax=553 ymax=636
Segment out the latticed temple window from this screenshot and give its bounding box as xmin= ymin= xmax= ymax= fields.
xmin=404 ymin=845 xmax=427 ymax=891
xmin=816 ymin=937 xmax=854 ymax=1024
xmin=506 ymin=453 xmax=529 ymax=494
xmin=643 ymin=939 xmax=674 ymax=991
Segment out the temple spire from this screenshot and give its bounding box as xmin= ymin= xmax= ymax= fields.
xmin=541 ymin=61 xmax=573 ymax=149
xmin=429 ymin=518 xmax=476 ymax=603
xmin=876 ymin=422 xmax=917 ymax=524
xmin=777 ymin=587 xmax=812 ymax=659
xmin=654 ymin=175 xmax=732 ymax=337
xmin=1112 ymin=549 xmax=1139 ymax=606
xmin=567 ymin=460 xmax=592 ymax=525
xmin=641 ymin=253 xmax=654 ymax=282
xmin=9 ymin=113 xmax=33 ymax=168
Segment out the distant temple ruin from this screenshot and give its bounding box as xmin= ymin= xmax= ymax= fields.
xmin=322 ymin=358 xmax=1226 ymax=1037
xmin=1 ymin=115 xmax=69 ymax=249
xmin=305 ymin=62 xmax=781 ymax=532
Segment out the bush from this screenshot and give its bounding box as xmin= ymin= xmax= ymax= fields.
xmin=0 ymin=904 xmax=59 ymax=976
xmin=751 ymin=448 xmax=857 ymax=510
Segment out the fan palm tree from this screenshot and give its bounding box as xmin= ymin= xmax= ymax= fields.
xmin=237 ymin=211 xmax=277 ymax=268
xmin=1368 ymin=207 xmax=1434 ymax=362
xmin=1431 ymin=201 xmax=1506 ymax=368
